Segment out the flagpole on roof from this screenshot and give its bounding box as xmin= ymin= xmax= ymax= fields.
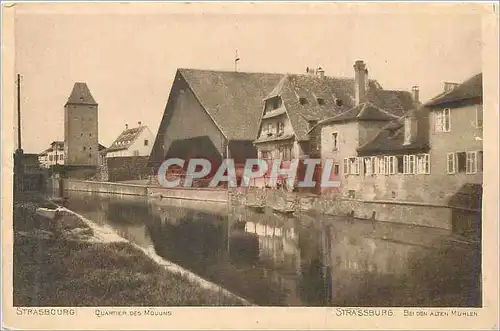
xmin=235 ymin=50 xmax=240 ymax=72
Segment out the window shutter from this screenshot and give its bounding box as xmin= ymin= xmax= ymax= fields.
xmin=447 ymin=153 xmax=455 ymax=174
xmin=472 ymin=152 xmax=477 ymax=173
xmin=343 ymin=158 xmax=349 ymax=175
xmin=403 ymin=155 xmax=408 ymax=174
xmin=478 ymin=151 xmax=483 ymax=172
xmin=466 ymin=152 xmax=476 ymax=174
xmin=416 ymin=155 xmax=421 ymax=174
xmin=476 ymin=105 xmax=483 ymax=128
xmin=444 ymin=108 xmax=451 ymax=132
xmin=435 ymin=111 xmax=443 ymax=132
xmin=409 ymin=155 xmax=415 ymax=174
xmin=365 ymin=158 xmax=372 ymax=175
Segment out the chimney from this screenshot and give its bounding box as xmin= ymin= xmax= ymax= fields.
xmin=306 ymin=66 xmax=316 ymax=76
xmin=125 ymin=124 xmax=128 ymax=130
xmin=353 ymin=60 xmax=367 ymax=106
xmin=317 ymin=66 xmax=325 ymax=79
xmin=412 ymin=85 xmax=420 ymax=103
xmin=364 ymin=68 xmax=369 ymax=91
xmin=138 ymin=121 xmax=142 ymax=126
xmin=444 ymin=82 xmax=459 ymax=93
xmin=403 ymin=111 xmax=418 ymax=145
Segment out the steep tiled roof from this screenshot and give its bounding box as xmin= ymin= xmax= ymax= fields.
xmin=359 ymin=73 xmax=483 ymax=157
xmin=179 ymin=69 xmax=283 ymax=140
xmin=357 ymin=107 xmax=430 ymax=156
xmin=65 ymin=82 xmax=98 ymax=106
xmin=39 ymin=149 xmax=50 ymax=156
xmin=42 ymin=142 xmax=106 ymax=155
xmin=148 ymin=67 xmax=416 ymax=166
xmin=367 ymin=89 xmax=415 ymax=116
xmin=50 ymin=141 xmax=64 ymax=147
xmin=273 ymin=74 xmax=357 ymax=140
xmin=269 ymin=74 xmax=414 ymax=141
xmin=107 ymin=126 xmax=147 ymax=152
xmin=425 ymin=73 xmax=482 ymax=107
xmin=40 ymin=141 xmax=64 ymax=155
xmin=313 ymin=102 xmax=400 ymax=128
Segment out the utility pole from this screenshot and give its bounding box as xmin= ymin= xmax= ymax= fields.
xmin=14 ymin=73 xmax=24 ymax=192
xmin=17 ymin=74 xmax=22 ymax=151
xmin=234 ymin=50 xmax=240 ymax=72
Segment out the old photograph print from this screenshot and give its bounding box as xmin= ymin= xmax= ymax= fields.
xmin=10 ymin=3 xmax=484 ymax=309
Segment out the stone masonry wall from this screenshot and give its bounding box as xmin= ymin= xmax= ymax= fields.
xmin=230 ymin=187 xmax=479 ymax=230
xmin=106 ymin=156 xmax=151 ymax=182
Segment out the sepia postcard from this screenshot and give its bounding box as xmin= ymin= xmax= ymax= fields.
xmin=1 ymin=1 xmax=499 ymax=330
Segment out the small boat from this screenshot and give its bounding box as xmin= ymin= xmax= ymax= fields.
xmin=271 ymin=207 xmax=295 ymax=215
xmin=36 ymin=207 xmax=64 ymax=220
xmin=245 ymin=204 xmax=266 ymax=213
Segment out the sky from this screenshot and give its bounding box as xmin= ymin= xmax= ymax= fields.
xmin=12 ymin=3 xmax=483 ymax=153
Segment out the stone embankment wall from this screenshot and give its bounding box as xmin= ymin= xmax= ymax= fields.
xmin=63 ymin=179 xmax=149 ymax=196
xmin=61 ymin=179 xmax=228 ymax=202
xmin=230 ymin=187 xmax=480 ymax=231
xmin=57 ymin=178 xmax=480 ymax=232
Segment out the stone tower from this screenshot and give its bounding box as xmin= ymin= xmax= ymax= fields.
xmin=64 ymin=82 xmax=99 ymax=166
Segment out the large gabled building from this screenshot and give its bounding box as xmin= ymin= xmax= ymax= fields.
xmin=352 ymin=72 xmax=483 ymax=205
xmin=148 ymin=64 xmax=416 ymax=187
xmin=253 ymin=60 xmax=416 ymax=190
xmin=255 ymin=61 xmax=415 ymax=166
xmin=148 ymin=69 xmax=283 ymax=172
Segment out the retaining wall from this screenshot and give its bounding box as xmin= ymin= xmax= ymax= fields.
xmin=63 ymin=178 xmax=228 ymax=202
xmin=59 ymin=179 xmax=479 ymax=231
xmin=65 ymin=179 xmax=148 ymax=196
xmin=232 ymin=187 xmax=479 ymax=230
xmin=148 ymin=186 xmax=228 ymax=202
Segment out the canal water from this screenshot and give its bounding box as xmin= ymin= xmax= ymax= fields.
xmin=62 ymin=191 xmax=481 ymax=307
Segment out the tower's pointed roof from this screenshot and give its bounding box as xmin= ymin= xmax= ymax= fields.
xmin=65 ymin=82 xmax=97 ymax=106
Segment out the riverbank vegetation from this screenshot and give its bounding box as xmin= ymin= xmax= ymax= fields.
xmin=13 ymin=193 xmax=246 ymax=306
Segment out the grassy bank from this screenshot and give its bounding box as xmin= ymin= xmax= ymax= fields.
xmin=13 ymin=194 xmax=246 ymax=306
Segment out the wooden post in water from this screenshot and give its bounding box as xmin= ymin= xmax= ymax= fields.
xmin=59 ymin=177 xmax=64 ymax=198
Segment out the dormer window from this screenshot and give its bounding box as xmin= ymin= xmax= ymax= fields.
xmin=317 ymin=98 xmax=325 ymax=105
xmin=299 ymin=97 xmax=308 ymax=105
xmin=265 ymin=96 xmax=282 ymax=111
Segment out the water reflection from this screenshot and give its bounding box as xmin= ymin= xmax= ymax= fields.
xmin=63 ymin=191 xmax=481 ymax=307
